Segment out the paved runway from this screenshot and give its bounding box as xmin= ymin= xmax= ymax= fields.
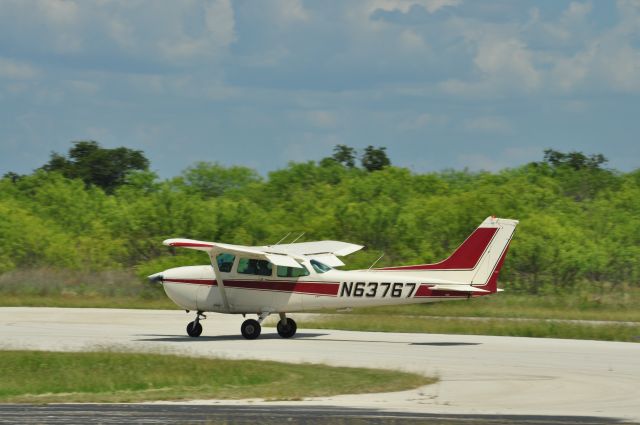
xmin=0 ymin=404 xmax=627 ymax=424
xmin=0 ymin=308 xmax=638 ymax=423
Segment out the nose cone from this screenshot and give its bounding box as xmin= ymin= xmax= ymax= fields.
xmin=148 ymin=272 xmax=164 ymax=284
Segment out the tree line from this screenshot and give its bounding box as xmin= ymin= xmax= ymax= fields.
xmin=1 ymin=141 xmax=638 ymax=294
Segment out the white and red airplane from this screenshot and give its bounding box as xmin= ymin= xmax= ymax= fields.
xmin=149 ymin=216 xmax=518 ymax=339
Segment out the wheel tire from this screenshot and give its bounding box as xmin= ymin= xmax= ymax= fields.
xmin=186 ymin=321 xmax=203 ymax=337
xmin=241 ymin=319 xmax=261 ymax=340
xmin=276 ymin=318 xmax=297 ymax=338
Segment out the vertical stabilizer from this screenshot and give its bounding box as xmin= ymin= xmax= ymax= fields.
xmin=376 ymin=217 xmax=518 ymax=293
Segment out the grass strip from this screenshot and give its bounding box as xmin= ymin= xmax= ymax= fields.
xmin=344 ymin=290 xmax=640 ymax=322
xmin=298 ymin=315 xmax=640 ymax=343
xmin=0 ymin=351 xmax=435 ymax=403
xmin=0 ymin=295 xmax=175 ymax=310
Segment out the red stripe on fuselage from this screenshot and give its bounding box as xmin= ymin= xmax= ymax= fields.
xmin=163 ymin=278 xmax=339 ymax=296
xmin=376 ymin=227 xmax=498 ymax=271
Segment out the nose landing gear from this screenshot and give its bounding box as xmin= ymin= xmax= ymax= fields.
xmin=186 ymin=311 xmax=206 ymax=337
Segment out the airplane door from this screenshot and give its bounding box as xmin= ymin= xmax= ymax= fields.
xmin=195 ymin=267 xmax=223 ymax=311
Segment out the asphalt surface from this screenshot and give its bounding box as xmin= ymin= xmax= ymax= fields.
xmin=0 ymin=308 xmax=638 ymax=424
xmin=0 ymin=405 xmax=629 ymax=425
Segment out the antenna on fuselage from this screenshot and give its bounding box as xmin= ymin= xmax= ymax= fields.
xmin=368 ymin=253 xmax=385 ymax=270
xmin=289 ymin=232 xmax=305 ymax=244
xmin=273 ymin=232 xmax=292 ymax=246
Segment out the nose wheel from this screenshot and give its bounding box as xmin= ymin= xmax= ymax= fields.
xmin=186 ymin=311 xmax=205 ymax=337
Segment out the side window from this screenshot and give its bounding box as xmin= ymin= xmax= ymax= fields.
xmin=216 ymin=253 xmax=236 ymax=273
xmin=277 ymin=265 xmax=310 ymax=278
xmin=237 ymin=258 xmax=273 ymax=276
xmin=311 ymin=259 xmax=332 ymax=273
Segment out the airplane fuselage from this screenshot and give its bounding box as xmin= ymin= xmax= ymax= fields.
xmin=160 ymin=264 xmax=478 ymax=314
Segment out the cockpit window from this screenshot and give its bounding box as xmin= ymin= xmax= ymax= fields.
xmin=277 ymin=265 xmax=310 ymax=278
xmin=310 ymin=259 xmax=331 ymax=274
xmin=237 ymin=258 xmax=273 ymax=276
xmin=216 ymin=253 xmax=235 ymax=273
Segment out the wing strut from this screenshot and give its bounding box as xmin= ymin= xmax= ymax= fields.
xmin=209 ymin=250 xmax=231 ymax=313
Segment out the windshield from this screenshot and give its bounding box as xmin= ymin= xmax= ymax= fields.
xmin=310 ymin=259 xmax=332 ymax=274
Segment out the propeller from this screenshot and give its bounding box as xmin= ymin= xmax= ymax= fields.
xmin=148 ymin=273 xmax=164 ymax=284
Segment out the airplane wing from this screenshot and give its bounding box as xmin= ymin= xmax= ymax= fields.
xmin=164 ymin=239 xmax=364 ymax=268
xmin=163 ymin=238 xmax=305 ymax=268
xmin=257 ymin=241 xmax=364 ymax=267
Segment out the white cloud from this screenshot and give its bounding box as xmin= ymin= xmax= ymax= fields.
xmin=36 ymin=0 xmax=79 ymax=26
xmin=441 ymin=35 xmax=540 ymax=97
xmin=564 ymin=1 xmax=592 ymax=22
xmin=158 ymin=0 xmax=236 ymax=62
xmin=0 ymin=58 xmax=40 ymax=80
xmin=66 ymin=80 xmax=100 ymax=95
xmin=548 ymin=1 xmax=640 ymax=93
xmin=273 ymin=0 xmax=309 ymax=22
xmin=399 ymin=29 xmax=427 ymax=50
xmin=464 ymin=116 xmax=512 ymax=134
xmin=474 ymin=37 xmax=540 ymax=90
xmin=456 ymin=153 xmax=504 ymax=172
xmin=107 ymin=18 xmax=135 ymax=49
xmin=399 ymin=113 xmax=448 ymax=131
xmin=366 ymin=0 xmax=460 ymax=14
xmin=307 ymin=110 xmax=337 ymax=128
xmin=204 ymin=0 xmax=236 ymax=49
xmin=36 ymin=0 xmax=83 ymax=53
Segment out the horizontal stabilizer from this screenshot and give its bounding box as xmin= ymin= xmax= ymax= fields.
xmin=429 ymin=284 xmax=489 ymax=293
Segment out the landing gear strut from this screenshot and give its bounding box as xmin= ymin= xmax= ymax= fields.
xmin=186 ymin=311 xmax=205 ymax=337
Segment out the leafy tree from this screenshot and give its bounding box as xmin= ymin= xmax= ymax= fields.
xmin=179 ymin=162 xmax=261 ymax=198
xmin=539 ymin=149 xmax=615 ymax=201
xmin=543 ymin=149 xmax=608 ymax=171
xmin=41 ymin=141 xmax=149 ymax=194
xmin=361 ymin=146 xmax=390 ymax=172
xmin=331 ymin=145 xmax=357 ymax=168
xmin=1 ymin=146 xmax=639 ymax=294
xmin=2 ymin=172 xmax=22 ymax=183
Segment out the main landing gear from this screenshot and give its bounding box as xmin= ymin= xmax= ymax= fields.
xmin=240 ymin=312 xmax=297 ymax=340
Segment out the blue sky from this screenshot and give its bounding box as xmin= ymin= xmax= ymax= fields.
xmin=1 ymin=0 xmax=639 ymax=177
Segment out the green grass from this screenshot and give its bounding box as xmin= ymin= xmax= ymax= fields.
xmin=298 ymin=314 xmax=640 ymax=342
xmin=333 ymin=288 xmax=640 ymax=322
xmin=0 ymin=268 xmax=174 ymax=309
xmin=0 ymin=294 xmax=175 ymax=309
xmin=0 ymin=350 xmax=435 ymax=403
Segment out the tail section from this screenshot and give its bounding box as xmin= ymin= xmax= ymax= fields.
xmin=377 ymin=217 xmax=518 ymax=293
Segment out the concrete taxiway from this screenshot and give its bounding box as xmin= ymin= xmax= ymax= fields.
xmin=0 ymin=307 xmax=638 ymax=423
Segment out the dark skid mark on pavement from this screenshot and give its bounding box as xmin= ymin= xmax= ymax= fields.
xmin=134 ymin=332 xmax=329 ymax=342
xmin=410 ymin=342 xmax=481 ymax=346
xmin=0 ymin=404 xmax=629 ymax=425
